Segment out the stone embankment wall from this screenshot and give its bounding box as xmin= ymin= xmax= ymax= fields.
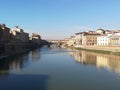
xmin=56 ymin=40 xmax=120 ymax=52
xmin=0 ymin=24 xmax=43 ymax=56
xmin=75 ymin=45 xmax=120 ymax=52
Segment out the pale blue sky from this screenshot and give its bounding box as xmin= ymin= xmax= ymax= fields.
xmin=0 ymin=0 xmax=120 ymax=40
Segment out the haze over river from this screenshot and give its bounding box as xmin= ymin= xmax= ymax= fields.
xmin=0 ymin=45 xmax=120 ymax=90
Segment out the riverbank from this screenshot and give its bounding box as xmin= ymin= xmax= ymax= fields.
xmin=0 ymin=40 xmax=51 ymax=59
xmin=0 ymin=24 xmax=42 ymax=59
xmin=74 ymin=45 xmax=120 ymax=56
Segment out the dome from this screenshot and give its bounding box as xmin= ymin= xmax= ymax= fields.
xmin=96 ymin=28 xmax=105 ymax=34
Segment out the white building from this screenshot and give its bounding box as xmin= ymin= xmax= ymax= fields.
xmin=75 ymin=32 xmax=82 ymax=45
xmin=10 ymin=26 xmax=29 ymax=42
xmin=97 ymin=35 xmax=109 ymax=46
xmin=108 ymin=33 xmax=120 ymax=46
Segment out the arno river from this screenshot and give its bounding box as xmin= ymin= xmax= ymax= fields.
xmin=0 ymin=45 xmax=120 ymax=90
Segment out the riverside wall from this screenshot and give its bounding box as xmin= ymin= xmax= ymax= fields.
xmin=0 ymin=24 xmax=45 ymax=59
xmin=75 ymin=45 xmax=120 ymax=52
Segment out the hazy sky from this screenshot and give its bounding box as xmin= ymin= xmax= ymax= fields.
xmin=0 ymin=0 xmax=120 ymax=40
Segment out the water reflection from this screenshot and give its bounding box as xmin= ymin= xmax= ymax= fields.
xmin=31 ymin=49 xmax=40 ymax=62
xmin=0 ymin=49 xmax=41 ymax=77
xmin=9 ymin=54 xmax=30 ymax=73
xmin=0 ymin=46 xmax=120 ymax=90
xmin=0 ymin=74 xmax=49 ymax=90
xmin=69 ymin=50 xmax=120 ymax=75
xmin=0 ymin=60 xmax=9 ymax=78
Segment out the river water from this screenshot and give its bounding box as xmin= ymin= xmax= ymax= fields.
xmin=0 ymin=45 xmax=120 ymax=90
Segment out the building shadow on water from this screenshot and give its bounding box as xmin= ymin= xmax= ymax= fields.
xmin=0 ymin=52 xmax=49 ymax=90
xmin=0 ymin=49 xmax=41 ymax=78
xmin=0 ymin=74 xmax=50 ymax=90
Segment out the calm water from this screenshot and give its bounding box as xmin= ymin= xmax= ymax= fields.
xmin=0 ymin=45 xmax=120 ymax=90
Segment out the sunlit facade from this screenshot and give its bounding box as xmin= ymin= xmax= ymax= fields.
xmin=97 ymin=35 xmax=109 ymax=46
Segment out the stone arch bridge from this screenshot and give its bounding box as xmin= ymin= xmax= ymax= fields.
xmin=47 ymin=40 xmax=67 ymax=47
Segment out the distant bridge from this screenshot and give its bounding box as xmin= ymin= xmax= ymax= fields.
xmin=47 ymin=40 xmax=66 ymax=43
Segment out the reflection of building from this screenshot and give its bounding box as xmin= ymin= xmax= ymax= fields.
xmin=69 ymin=51 xmax=83 ymax=63
xmin=70 ymin=51 xmax=97 ymax=65
xmin=0 ymin=53 xmax=30 ymax=77
xmin=96 ymin=56 xmax=109 ymax=68
xmin=9 ymin=54 xmax=29 ymax=71
xmin=97 ymin=55 xmax=120 ymax=74
xmin=0 ymin=60 xmax=9 ymax=78
xmin=81 ymin=51 xmax=97 ymax=65
xmin=9 ymin=59 xmax=21 ymax=71
xmin=31 ymin=49 xmax=40 ymax=61
xmin=70 ymin=50 xmax=120 ymax=75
